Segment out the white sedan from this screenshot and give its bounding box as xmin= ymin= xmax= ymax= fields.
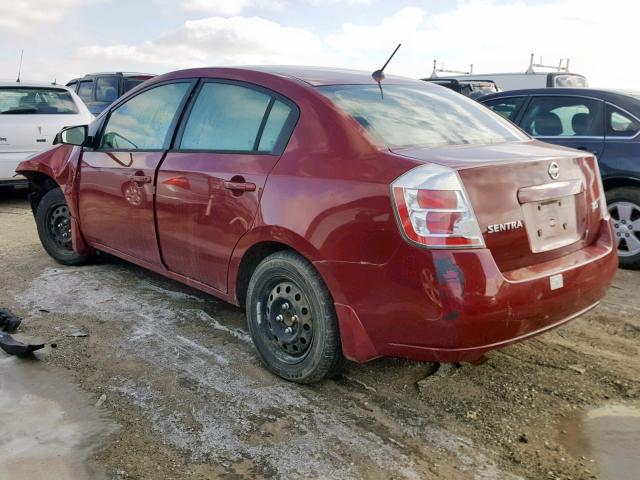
xmin=0 ymin=81 xmax=93 ymax=187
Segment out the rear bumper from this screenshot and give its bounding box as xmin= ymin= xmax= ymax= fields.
xmin=315 ymin=219 xmax=618 ymax=363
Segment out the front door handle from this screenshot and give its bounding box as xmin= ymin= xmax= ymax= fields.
xmin=131 ymin=174 xmax=152 ymax=184
xmin=223 ymin=181 xmax=256 ymax=192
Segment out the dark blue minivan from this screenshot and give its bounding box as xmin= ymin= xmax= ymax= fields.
xmin=481 ymin=88 xmax=640 ymax=268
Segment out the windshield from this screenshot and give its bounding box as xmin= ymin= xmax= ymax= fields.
xmin=0 ymin=87 xmax=79 ymax=114
xmin=318 ymin=84 xmax=527 ymax=149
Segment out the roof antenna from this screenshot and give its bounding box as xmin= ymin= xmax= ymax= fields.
xmin=372 ymin=43 xmax=401 ymax=98
xmin=16 ymin=50 xmax=24 ymax=83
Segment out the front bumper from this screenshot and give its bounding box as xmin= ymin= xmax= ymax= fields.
xmin=315 ymin=219 xmax=618 ymax=363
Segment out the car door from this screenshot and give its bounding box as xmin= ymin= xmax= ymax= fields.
xmin=155 ymin=80 xmax=298 ymax=293
xmin=518 ymin=95 xmax=605 ymax=156
xmin=78 ymin=80 xmax=194 ymax=265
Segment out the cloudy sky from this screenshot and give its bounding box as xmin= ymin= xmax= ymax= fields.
xmin=0 ymin=0 xmax=636 ymax=89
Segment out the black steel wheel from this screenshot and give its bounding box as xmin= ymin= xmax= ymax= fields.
xmin=35 ymin=188 xmax=92 ymax=266
xmin=260 ymin=279 xmax=314 ymax=363
xmin=246 ymin=251 xmax=342 ymax=383
xmin=48 ymin=204 xmax=73 ymax=251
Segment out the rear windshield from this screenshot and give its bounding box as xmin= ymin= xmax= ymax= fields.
xmin=317 ymin=84 xmax=526 ymax=148
xmin=0 ymin=87 xmax=78 ymax=114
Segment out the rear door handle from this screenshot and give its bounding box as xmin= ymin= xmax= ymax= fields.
xmin=223 ymin=181 xmax=256 ymax=192
xmin=131 ymin=175 xmax=152 ymax=184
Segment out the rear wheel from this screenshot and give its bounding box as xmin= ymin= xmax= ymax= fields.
xmin=246 ymin=251 xmax=342 ymax=383
xmin=35 ymin=188 xmax=91 ymax=266
xmin=607 ymin=187 xmax=640 ymax=269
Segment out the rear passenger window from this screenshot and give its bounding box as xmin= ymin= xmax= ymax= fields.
xmin=520 ymin=96 xmax=603 ymax=137
xmin=77 ymin=81 xmax=94 ymax=102
xmin=606 ymin=104 xmax=640 ymax=137
xmin=100 ymin=82 xmax=191 ymax=150
xmin=258 ymin=100 xmax=293 ymax=152
xmin=180 ymin=82 xmax=292 ymax=153
xmin=483 ymin=97 xmax=525 ymax=120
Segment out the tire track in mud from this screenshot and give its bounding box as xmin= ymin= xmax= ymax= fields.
xmin=15 ymin=264 xmax=522 ymax=480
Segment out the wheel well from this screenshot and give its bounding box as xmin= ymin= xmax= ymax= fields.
xmin=235 ymin=241 xmax=292 ymax=307
xmin=23 ymin=172 xmax=59 ymax=213
xmin=603 ymin=177 xmax=640 ymax=192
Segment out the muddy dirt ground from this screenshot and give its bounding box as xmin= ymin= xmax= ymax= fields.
xmin=1 ymin=189 xmax=638 ymax=480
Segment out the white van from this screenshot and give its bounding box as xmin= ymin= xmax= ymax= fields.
xmin=0 ymin=82 xmax=93 ymax=188
xmin=432 ymin=55 xmax=588 ymax=92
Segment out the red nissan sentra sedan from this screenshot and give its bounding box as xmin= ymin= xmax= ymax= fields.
xmin=17 ymin=67 xmax=617 ymax=383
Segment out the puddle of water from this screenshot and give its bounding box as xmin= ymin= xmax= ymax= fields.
xmin=0 ymin=350 xmax=117 ymax=480
xmin=561 ymin=404 xmax=640 ymax=480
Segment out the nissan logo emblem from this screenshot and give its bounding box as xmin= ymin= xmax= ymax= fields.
xmin=548 ymin=162 xmax=560 ymax=179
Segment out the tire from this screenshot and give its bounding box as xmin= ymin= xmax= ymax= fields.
xmin=606 ymin=187 xmax=640 ymax=269
xmin=246 ymin=251 xmax=343 ymax=383
xmin=35 ymin=188 xmax=91 ymax=266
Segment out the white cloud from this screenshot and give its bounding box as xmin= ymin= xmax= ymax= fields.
xmin=323 ymin=1 xmax=640 ymax=89
xmin=0 ymin=0 xmax=101 ymax=35
xmin=2 ymin=0 xmax=639 ymax=90
xmin=176 ymin=0 xmax=284 ymax=16
xmin=76 ymin=15 xmax=323 ymax=69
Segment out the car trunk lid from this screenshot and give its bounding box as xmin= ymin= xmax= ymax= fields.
xmin=392 ymin=141 xmax=605 ymax=271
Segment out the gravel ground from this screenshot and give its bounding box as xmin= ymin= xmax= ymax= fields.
xmin=1 ymin=189 xmax=638 ymax=480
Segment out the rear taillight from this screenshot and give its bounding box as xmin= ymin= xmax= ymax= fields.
xmin=391 ymin=164 xmax=485 ymax=248
xmin=593 ymin=160 xmax=610 ymax=220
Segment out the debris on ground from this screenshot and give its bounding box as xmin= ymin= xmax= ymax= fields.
xmin=0 ymin=308 xmax=22 ymax=334
xmin=95 ymin=393 xmax=107 ymax=408
xmin=67 ymin=330 xmax=89 ymax=338
xmin=0 ymin=330 xmax=44 ymax=355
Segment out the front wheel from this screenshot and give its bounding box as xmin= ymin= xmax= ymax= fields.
xmin=246 ymin=251 xmax=343 ymax=383
xmin=607 ymin=187 xmax=640 ymax=269
xmin=35 ymin=188 xmax=91 ymax=266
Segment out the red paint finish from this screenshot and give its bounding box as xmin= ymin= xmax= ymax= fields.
xmin=156 ymin=152 xmax=279 ymax=293
xmin=16 ymin=66 xmax=618 ymax=366
xmin=78 ymin=151 xmax=164 ymax=265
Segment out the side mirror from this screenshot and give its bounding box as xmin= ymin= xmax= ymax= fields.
xmin=54 ymin=125 xmax=88 ymax=146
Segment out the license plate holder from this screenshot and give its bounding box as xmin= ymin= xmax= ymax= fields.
xmin=522 ymin=195 xmax=580 ymax=253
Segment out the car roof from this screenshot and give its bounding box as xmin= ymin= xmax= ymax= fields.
xmin=479 ymin=87 xmax=640 ymax=109
xmin=0 ymin=81 xmax=72 ymax=90
xmin=160 ymin=66 xmax=426 ymax=87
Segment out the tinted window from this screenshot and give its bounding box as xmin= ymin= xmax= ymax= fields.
xmin=258 ymin=100 xmax=293 ymax=152
xmin=180 ymin=83 xmax=272 ymax=151
xmin=77 ymin=81 xmax=94 ymax=102
xmin=318 ymin=84 xmax=526 ymax=148
xmin=606 ymin=104 xmax=640 ymax=137
xmin=67 ymin=81 xmax=78 ymax=92
xmin=95 ymin=76 xmax=119 ymax=103
xmin=123 ymin=78 xmax=145 ymax=93
xmin=483 ymin=97 xmax=525 ymax=120
xmin=100 ymin=82 xmax=190 ymax=150
xmin=520 ymin=96 xmax=603 ymax=137
xmin=0 ymin=87 xmax=78 ymax=114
